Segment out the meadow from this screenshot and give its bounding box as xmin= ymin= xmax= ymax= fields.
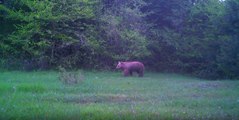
xmin=0 ymin=71 xmax=238 ymax=120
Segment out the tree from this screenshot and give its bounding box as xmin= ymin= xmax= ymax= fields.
xmin=143 ymin=0 xmax=198 ymax=72
xmin=144 ymin=0 xmax=230 ymax=79
xmin=97 ymin=0 xmax=150 ymax=65
xmin=0 ymin=0 xmax=98 ymax=69
xmin=215 ymin=0 xmax=239 ymax=78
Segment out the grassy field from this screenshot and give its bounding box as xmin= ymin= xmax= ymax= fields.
xmin=0 ymin=71 xmax=239 ymax=120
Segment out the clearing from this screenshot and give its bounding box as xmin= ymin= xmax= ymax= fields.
xmin=0 ymin=71 xmax=238 ymax=120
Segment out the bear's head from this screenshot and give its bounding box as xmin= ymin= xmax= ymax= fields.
xmin=116 ymin=62 xmax=125 ymax=69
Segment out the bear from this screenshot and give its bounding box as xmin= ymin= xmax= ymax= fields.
xmin=116 ymin=61 xmax=144 ymax=77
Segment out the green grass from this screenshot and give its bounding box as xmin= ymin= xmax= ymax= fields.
xmin=0 ymin=71 xmax=239 ymax=120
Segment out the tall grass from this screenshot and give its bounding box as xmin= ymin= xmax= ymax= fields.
xmin=0 ymin=71 xmax=238 ymax=120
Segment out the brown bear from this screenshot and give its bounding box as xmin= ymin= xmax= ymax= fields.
xmin=116 ymin=61 xmax=144 ymax=77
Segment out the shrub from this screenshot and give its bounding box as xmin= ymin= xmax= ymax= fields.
xmin=58 ymin=67 xmax=84 ymax=85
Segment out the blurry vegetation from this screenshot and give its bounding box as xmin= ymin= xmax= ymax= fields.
xmin=58 ymin=66 xmax=84 ymax=85
xmin=0 ymin=0 xmax=239 ymax=79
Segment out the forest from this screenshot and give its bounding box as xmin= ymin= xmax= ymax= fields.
xmin=0 ymin=0 xmax=239 ymax=79
xmin=1 ymin=1 xmax=239 ymax=119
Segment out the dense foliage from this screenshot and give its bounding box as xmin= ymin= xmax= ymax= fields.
xmin=0 ymin=0 xmax=238 ymax=79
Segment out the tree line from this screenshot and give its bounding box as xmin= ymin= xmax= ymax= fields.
xmin=0 ymin=0 xmax=238 ymax=79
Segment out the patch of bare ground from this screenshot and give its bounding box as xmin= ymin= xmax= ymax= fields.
xmin=185 ymin=81 xmax=231 ymax=98
xmin=185 ymin=81 xmax=229 ymax=89
xmin=63 ymin=94 xmax=144 ymax=104
xmin=197 ymin=82 xmax=229 ymax=89
xmin=188 ymin=93 xmax=220 ymax=99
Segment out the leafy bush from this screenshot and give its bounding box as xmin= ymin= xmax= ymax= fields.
xmin=58 ymin=67 xmax=84 ymax=85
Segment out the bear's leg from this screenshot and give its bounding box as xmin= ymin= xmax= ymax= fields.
xmin=139 ymin=73 xmax=144 ymax=77
xmin=129 ymin=71 xmax=133 ymax=76
xmin=123 ymin=69 xmax=130 ymax=77
xmin=138 ymin=70 xmax=144 ymax=77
